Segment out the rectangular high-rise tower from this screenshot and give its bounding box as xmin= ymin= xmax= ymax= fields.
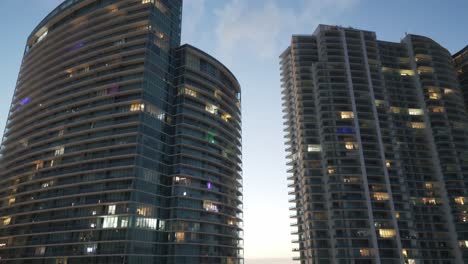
xmin=280 ymin=25 xmax=468 ymax=264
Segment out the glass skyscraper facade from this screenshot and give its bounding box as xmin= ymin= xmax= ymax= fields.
xmin=453 ymin=46 xmax=468 ymax=113
xmin=0 ymin=0 xmax=243 ymax=264
xmin=280 ymin=25 xmax=468 ymax=264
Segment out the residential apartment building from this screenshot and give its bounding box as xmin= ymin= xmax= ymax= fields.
xmin=0 ymin=0 xmax=243 ymax=263
xmin=453 ymin=46 xmax=468 ymax=111
xmin=280 ymin=25 xmax=468 ymax=264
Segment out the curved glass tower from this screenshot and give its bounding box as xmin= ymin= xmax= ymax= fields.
xmin=0 ymin=1 xmax=243 ymax=264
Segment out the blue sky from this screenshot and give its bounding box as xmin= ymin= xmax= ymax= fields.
xmin=0 ymin=0 xmax=467 ymax=262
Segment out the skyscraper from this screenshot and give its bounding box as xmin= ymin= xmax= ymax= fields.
xmin=0 ymin=1 xmax=243 ymax=264
xmin=453 ymin=46 xmax=468 ymax=112
xmin=280 ymin=25 xmax=468 ymax=264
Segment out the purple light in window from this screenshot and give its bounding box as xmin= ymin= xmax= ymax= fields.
xmin=207 ymin=182 xmax=212 ymax=189
xmin=70 ymin=42 xmax=84 ymax=51
xmin=20 ymin=97 xmax=31 ymax=106
xmin=108 ymin=84 xmax=120 ymax=94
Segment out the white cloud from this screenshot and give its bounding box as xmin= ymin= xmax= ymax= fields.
xmin=213 ymin=0 xmax=359 ymax=62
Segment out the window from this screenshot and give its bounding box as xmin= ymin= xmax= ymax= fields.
xmin=58 ymin=129 xmax=64 ymax=136
xmin=8 ymin=197 xmax=15 ymax=206
xmin=206 ymin=132 xmax=216 ymax=144
xmin=430 ymin=106 xmax=445 ymax=113
xmin=422 ymin=197 xmax=438 ymax=205
xmin=54 ymin=146 xmax=65 ymax=156
xmin=408 ymin=108 xmax=423 ymax=116
xmin=385 ymin=160 xmax=391 ymax=168
xmin=85 ymin=244 xmax=97 ymax=254
xmin=307 ymin=144 xmax=321 ymax=152
xmin=174 ymin=176 xmax=190 ymax=185
xmin=56 ymin=257 xmax=68 ymax=264
xmin=399 ymin=69 xmax=414 ymax=76
xmin=203 ymin=200 xmax=219 ymax=212
xmin=180 ymin=87 xmax=197 ymax=97
xmin=35 ymin=246 xmax=46 ymax=256
xmin=121 ymin=217 xmax=129 ymax=228
xmin=175 ymin=232 xmax=185 ymax=242
xmin=130 ymin=103 xmax=144 ymax=112
xmin=327 ymin=167 xmax=335 ymax=174
xmin=360 ymin=248 xmax=371 ymax=257
xmin=373 ymin=192 xmax=389 ymax=201
xmin=41 ymin=181 xmax=54 ymax=188
xmin=459 ymin=240 xmax=468 ymax=248
xmin=135 ymin=217 xmax=158 ymax=230
xmin=425 ymin=183 xmax=433 ymax=189
xmin=444 ymin=88 xmax=454 ymax=95
xmin=379 ymin=229 xmax=396 ymax=238
xmin=455 ymin=197 xmax=466 ymax=205
xmin=429 ymin=92 xmax=441 ymax=100
xmin=35 ymin=160 xmax=44 ymax=171
xmin=344 ymin=141 xmax=357 ymax=150
xmin=375 ymin=100 xmax=385 ymax=107
xmin=402 ymin=249 xmax=408 ymax=257
xmin=145 ymin=103 xmax=165 ymax=120
xmin=340 ymin=111 xmax=354 ymax=119
xmin=1 ymin=217 xmax=10 ymax=226
xmin=221 ymin=113 xmax=232 ymax=122
xmin=36 ymin=28 xmax=48 ymax=43
xmin=205 ymin=104 xmax=218 ymax=114
xmin=136 ymin=206 xmax=153 ymax=216
xmin=410 ymin=122 xmax=425 ymax=129
xmin=390 ymin=107 xmax=401 ymax=114
xmin=102 ymin=216 xmax=118 ymax=228
xmin=108 ymin=204 xmax=116 ymax=215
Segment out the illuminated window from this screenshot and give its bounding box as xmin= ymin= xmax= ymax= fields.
xmin=35 ymin=160 xmax=44 ymax=171
xmin=307 ymin=144 xmax=321 ymax=152
xmin=8 ymin=197 xmax=15 ymax=206
xmin=205 ymin=104 xmax=218 ymax=114
xmin=58 ymin=129 xmax=64 ymax=136
xmin=1 ymin=217 xmax=11 ymax=226
xmin=102 ymin=216 xmax=118 ymax=229
xmin=56 ymin=257 xmax=68 ymax=264
xmin=455 ymin=197 xmax=466 ymax=205
xmin=206 ymin=132 xmax=216 ymax=144
xmin=85 ymin=244 xmax=97 ymax=254
xmin=410 ymin=122 xmax=425 ymax=129
xmin=345 ymin=141 xmax=357 ymax=150
xmin=390 ymin=107 xmax=401 ymax=114
xmin=136 ymin=206 xmax=153 ymax=216
xmin=203 ymin=200 xmax=219 ymax=212
xmin=135 ymin=217 xmax=158 ymax=230
xmin=385 ymin=160 xmax=391 ymax=168
xmin=54 ymin=146 xmax=65 ymax=156
xmin=444 ymin=88 xmax=454 ymax=95
xmin=35 ymin=246 xmax=46 ymax=256
xmin=408 ymin=108 xmax=423 ymax=115
xmin=418 ymin=66 xmax=433 ymax=74
xmin=430 ymin=106 xmax=445 ymax=113
xmin=399 ymin=69 xmax=414 ymax=76
xmin=429 ymin=92 xmax=441 ymax=100
xmin=174 ymin=176 xmax=190 ymax=185
xmin=459 ymin=240 xmax=468 ymax=248
xmin=221 ymin=113 xmax=232 ymax=122
xmin=373 ymin=192 xmax=389 ymax=201
xmin=402 ymin=249 xmax=408 ymax=257
xmin=180 ymin=87 xmax=197 ymax=97
xmin=228 ymin=218 xmax=236 ymax=225
xmin=145 ymin=103 xmax=165 ymax=120
xmin=359 ymin=248 xmax=371 ymax=257
xmin=425 ymin=183 xmax=433 ymax=189
xmin=395 ymin=212 xmax=400 ymax=219
xmin=41 ymin=180 xmax=54 ymax=188
xmin=340 ymin=111 xmax=354 ymax=119
xmin=121 ymin=217 xmax=129 ymax=228
xmin=422 ymin=197 xmax=438 ymax=205
xmin=327 ymin=167 xmax=335 ymax=174
xmin=130 ymin=103 xmax=144 ymax=112
xmin=108 ymin=204 xmax=116 ymax=215
xmin=175 ymin=232 xmax=185 ymax=242
xmin=379 ymin=229 xmax=396 ymax=238
xmin=375 ymin=100 xmax=385 ymax=107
